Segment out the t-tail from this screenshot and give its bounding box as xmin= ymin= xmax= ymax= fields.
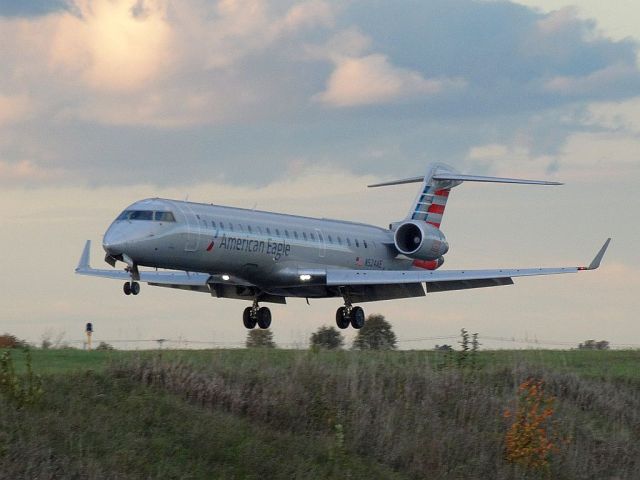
xmin=369 ymin=163 xmax=562 ymax=229
xmin=368 ymin=163 xmax=563 ymax=269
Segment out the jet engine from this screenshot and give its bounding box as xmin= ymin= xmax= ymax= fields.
xmin=394 ymin=220 xmax=449 ymax=261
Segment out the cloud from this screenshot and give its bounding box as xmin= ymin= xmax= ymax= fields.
xmin=544 ymin=63 xmax=640 ymax=98
xmin=0 ymin=94 xmax=33 ymax=125
xmin=586 ymin=96 xmax=640 ymax=133
xmin=315 ymin=54 xmax=465 ymax=107
xmin=0 ymin=159 xmax=62 ymax=184
xmin=48 ymin=0 xmax=173 ymax=93
xmin=0 ymin=0 xmax=638 ymax=187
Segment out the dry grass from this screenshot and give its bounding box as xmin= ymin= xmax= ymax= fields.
xmin=111 ymin=350 xmax=640 ymax=479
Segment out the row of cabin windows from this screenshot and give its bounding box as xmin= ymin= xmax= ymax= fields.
xmin=204 ymin=219 xmax=370 ymax=249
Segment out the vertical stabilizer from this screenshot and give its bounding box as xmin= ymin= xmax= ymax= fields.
xmin=407 ymin=164 xmax=461 ymax=228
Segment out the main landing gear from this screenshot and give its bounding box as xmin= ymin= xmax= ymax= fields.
xmin=336 ymin=303 xmax=365 ymax=330
xmin=123 ymin=281 xmax=140 ymax=296
xmin=243 ymin=300 xmax=272 ymax=329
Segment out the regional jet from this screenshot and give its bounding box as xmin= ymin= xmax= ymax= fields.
xmin=76 ymin=163 xmax=610 ymax=330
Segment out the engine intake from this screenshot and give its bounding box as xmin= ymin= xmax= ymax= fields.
xmin=394 ymin=221 xmax=449 ymax=261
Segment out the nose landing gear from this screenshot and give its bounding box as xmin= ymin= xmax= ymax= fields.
xmin=123 ymin=281 xmax=140 ymax=296
xmin=243 ymin=300 xmax=272 ymax=329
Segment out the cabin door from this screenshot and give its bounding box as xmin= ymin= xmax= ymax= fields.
xmin=315 ymin=228 xmax=326 ymax=258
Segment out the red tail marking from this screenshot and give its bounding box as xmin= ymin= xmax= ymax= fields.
xmin=434 ymin=189 xmax=450 ymax=197
xmin=206 ymin=241 xmax=215 ymax=251
xmin=427 ymin=221 xmax=440 ymax=228
xmin=427 ymin=204 xmax=445 ymax=214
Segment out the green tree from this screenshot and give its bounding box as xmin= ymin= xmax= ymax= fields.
xmin=310 ymin=326 xmax=344 ymax=350
xmin=352 ymin=314 xmax=397 ymax=350
xmin=246 ymin=329 xmax=276 ymax=349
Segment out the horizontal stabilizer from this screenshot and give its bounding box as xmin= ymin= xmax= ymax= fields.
xmin=368 ymin=173 xmax=562 ymax=187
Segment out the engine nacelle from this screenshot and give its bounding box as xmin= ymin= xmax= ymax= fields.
xmin=394 ymin=220 xmax=449 ymax=261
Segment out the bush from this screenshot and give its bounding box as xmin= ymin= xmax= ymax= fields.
xmin=352 ymin=314 xmax=396 ymax=350
xmin=578 ymin=340 xmax=610 ymax=350
xmin=96 ymin=341 xmax=115 ymax=351
xmin=310 ymin=326 xmax=344 ymax=350
xmin=246 ymin=329 xmax=276 ymax=349
xmin=0 ymin=334 xmax=27 ymax=349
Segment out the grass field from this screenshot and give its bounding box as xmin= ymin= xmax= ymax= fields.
xmin=1 ymin=348 xmax=639 ymax=479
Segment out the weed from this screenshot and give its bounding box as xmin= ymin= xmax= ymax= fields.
xmin=0 ymin=349 xmax=43 ymax=408
xmin=504 ymin=379 xmax=564 ymax=471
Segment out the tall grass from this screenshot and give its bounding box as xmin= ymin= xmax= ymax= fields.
xmin=112 ymin=350 xmax=640 ymax=479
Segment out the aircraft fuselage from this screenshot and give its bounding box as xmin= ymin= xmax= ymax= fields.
xmin=103 ymin=198 xmax=423 ymax=297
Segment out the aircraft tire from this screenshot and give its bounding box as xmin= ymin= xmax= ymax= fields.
xmin=130 ymin=282 xmax=140 ymax=295
xmin=336 ymin=307 xmax=350 ymax=329
xmin=123 ymin=282 xmax=132 ymax=295
xmin=257 ymin=307 xmax=272 ymax=329
xmin=243 ymin=307 xmax=257 ymax=329
xmin=350 ymin=306 xmax=365 ymax=329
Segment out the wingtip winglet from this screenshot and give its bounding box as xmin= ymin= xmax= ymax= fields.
xmin=76 ymin=240 xmax=92 ymax=272
xmin=586 ymin=238 xmax=611 ymax=270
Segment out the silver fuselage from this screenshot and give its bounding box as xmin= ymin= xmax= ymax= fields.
xmin=103 ymin=198 xmax=424 ymax=298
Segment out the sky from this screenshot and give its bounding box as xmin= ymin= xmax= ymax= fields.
xmin=1 ymin=0 xmax=638 ymax=350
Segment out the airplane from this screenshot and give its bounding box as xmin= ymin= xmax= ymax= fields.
xmin=76 ymin=163 xmax=610 ymax=330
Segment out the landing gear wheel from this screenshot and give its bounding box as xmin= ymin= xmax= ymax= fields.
xmin=350 ymin=306 xmax=365 ymax=329
xmin=123 ymin=282 xmax=132 ymax=295
xmin=130 ymin=282 xmax=140 ymax=295
xmin=336 ymin=307 xmax=350 ymax=329
xmin=243 ymin=307 xmax=257 ymax=329
xmin=257 ymin=307 xmax=272 ymax=329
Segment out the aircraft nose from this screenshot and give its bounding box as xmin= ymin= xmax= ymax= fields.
xmin=102 ymin=226 xmax=128 ymax=255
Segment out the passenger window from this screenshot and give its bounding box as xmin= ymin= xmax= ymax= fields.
xmin=338 ymin=237 xmax=342 ymax=245
xmin=257 ymin=226 xmax=263 ymax=235
xmin=347 ymin=238 xmax=352 ymax=247
xmin=294 ymin=231 xmax=299 ymax=239
xmin=355 ymin=239 xmax=360 ymax=248
xmin=275 ymin=229 xmax=280 ymax=237
xmin=363 ymin=240 xmax=368 ymax=248
xmin=328 ymin=235 xmax=333 ymax=243
xmin=229 ymin=223 xmax=234 ymax=231
xmin=310 ymin=233 xmax=315 ymax=241
xmin=303 ymin=232 xmax=308 ymax=240
xmin=247 ymin=225 xmax=252 ymax=233
xmin=266 ymin=227 xmax=271 ymax=235
xmin=285 ymin=230 xmax=290 ymax=238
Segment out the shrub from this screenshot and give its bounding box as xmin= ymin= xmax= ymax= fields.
xmin=504 ymin=379 xmax=560 ymax=470
xmin=310 ymin=326 xmax=344 ymax=350
xmin=352 ymin=314 xmax=396 ymax=350
xmin=0 ymin=334 xmax=27 ymax=349
xmin=246 ymin=329 xmax=276 ymax=348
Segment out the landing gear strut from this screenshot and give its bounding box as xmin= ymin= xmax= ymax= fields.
xmin=243 ymin=300 xmax=271 ymax=329
xmin=123 ymin=281 xmax=140 ymax=296
xmin=335 ymin=297 xmax=365 ymax=330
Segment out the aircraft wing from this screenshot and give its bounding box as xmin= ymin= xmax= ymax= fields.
xmin=325 ymin=239 xmax=611 ymax=292
xmin=74 ymin=240 xmax=248 ymax=287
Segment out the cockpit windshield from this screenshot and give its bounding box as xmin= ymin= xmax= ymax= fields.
xmin=116 ymin=210 xmax=176 ymax=222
